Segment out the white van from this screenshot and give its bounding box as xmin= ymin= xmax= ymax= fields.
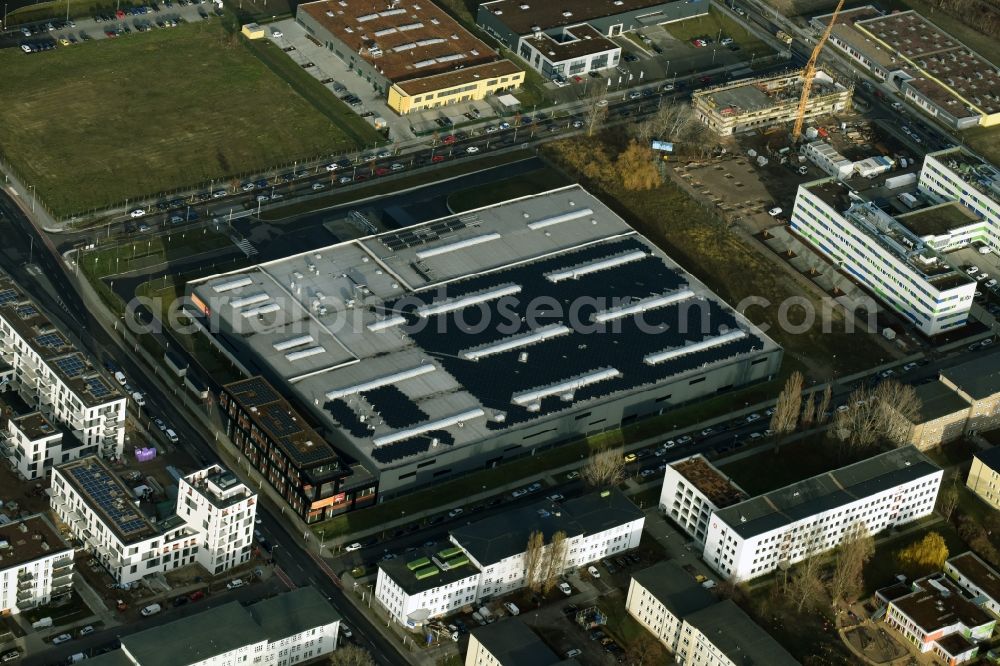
xmin=503 ymin=602 xmax=520 ymax=616
xmin=140 ymin=603 xmax=161 ymax=617
xmin=114 ymin=371 xmax=127 ymax=385
xmin=165 ymin=429 xmax=179 ymax=443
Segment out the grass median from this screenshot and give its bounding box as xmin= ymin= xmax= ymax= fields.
xmin=0 ymin=21 xmax=365 ymax=217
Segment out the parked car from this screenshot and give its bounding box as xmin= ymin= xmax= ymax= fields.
xmin=131 ymin=391 xmax=146 ymax=407
xmin=768 ymin=206 xmax=783 ymax=217
xmin=226 ymin=579 xmax=244 ymax=590
xmin=340 ymin=625 xmax=353 ymax=639
xmin=189 ymin=590 xmax=205 ymax=602
xmin=587 ymin=565 xmax=601 ymax=579
xmin=503 ymin=602 xmax=520 ymax=616
xmin=165 ymin=428 xmax=179 ymax=443
xmin=1 ymin=649 xmax=22 ymax=663
xmin=51 ymin=634 xmax=72 ymax=645
xmin=78 ymin=625 xmax=94 ymax=636
xmin=345 ymin=542 xmax=362 ymax=552
xmin=140 ymin=604 xmax=161 ymax=617
xmin=447 ymin=508 xmax=464 ymax=518
xmin=558 ymin=582 xmax=572 ymax=595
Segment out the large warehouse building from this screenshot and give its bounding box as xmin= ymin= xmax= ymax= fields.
xmin=477 ymin=0 xmax=707 ymax=78
xmin=188 ymin=186 xmax=782 ymax=498
xmin=296 ymin=0 xmax=524 ymax=115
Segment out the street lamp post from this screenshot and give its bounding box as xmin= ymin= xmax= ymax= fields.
xmin=28 ymin=185 xmax=35 ymax=212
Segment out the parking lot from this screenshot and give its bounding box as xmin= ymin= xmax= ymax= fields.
xmin=10 ymin=0 xmax=220 ymax=52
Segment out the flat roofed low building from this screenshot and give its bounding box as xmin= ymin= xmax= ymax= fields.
xmin=220 ymin=376 xmax=376 ymax=523
xmin=940 ymin=352 xmax=1000 ymax=433
xmin=0 ymin=513 xmax=74 ymax=615
xmin=517 ymin=24 xmax=620 ymax=80
xmin=946 ymin=551 xmax=1000 ymax=618
xmin=703 ymin=447 xmax=942 ymax=581
xmin=791 ymin=175 xmax=976 ymax=336
xmin=677 ymin=599 xmax=799 ymax=666
xmin=376 ymin=543 xmax=482 ymax=625
xmin=466 ymin=619 xmax=573 ymax=666
xmin=104 ymin=587 xmax=342 ymax=666
xmin=189 ymin=186 xmax=782 ymax=498
xmin=692 ymin=70 xmax=851 ymax=137
xmin=625 ymin=561 xmax=715 ymax=652
xmin=967 ymin=447 xmax=1000 ymax=511
xmin=900 ymin=380 xmax=972 ymax=449
xmin=296 ymin=0 xmax=523 ymax=115
xmin=884 ymin=574 xmax=994 ymax=664
xmin=659 ymin=454 xmax=746 ymax=544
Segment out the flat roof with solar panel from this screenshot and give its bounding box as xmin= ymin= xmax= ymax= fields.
xmin=190 ymin=186 xmax=781 ymax=494
xmin=0 ymin=274 xmax=123 ymax=408
xmin=56 ymin=456 xmax=160 ymax=544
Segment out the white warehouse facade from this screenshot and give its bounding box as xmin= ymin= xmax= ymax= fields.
xmin=51 ymin=456 xmax=256 ymax=585
xmin=376 ymin=489 xmax=644 ymax=625
xmin=703 ymin=446 xmax=942 ymax=581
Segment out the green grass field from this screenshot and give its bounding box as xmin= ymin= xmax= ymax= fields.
xmin=663 ymin=6 xmax=772 ymax=56
xmin=0 ymin=21 xmax=370 ymax=217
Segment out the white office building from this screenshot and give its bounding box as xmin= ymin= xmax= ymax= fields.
xmin=790 ymin=176 xmax=976 ymax=335
xmin=376 ymin=489 xmax=644 ymax=625
xmin=659 ymin=454 xmax=747 ymax=545
xmin=51 ymin=456 xmax=256 ymax=585
xmin=0 ymin=274 xmax=126 ymax=474
xmin=86 ymin=587 xmax=341 ymax=666
xmin=0 ymin=514 xmax=74 ymax=615
xmin=676 ymin=599 xmax=800 ymax=665
xmin=919 ymin=148 xmax=1000 ymax=251
xmin=625 ymin=561 xmax=716 ymax=652
xmin=703 ymin=447 xmax=942 ymax=581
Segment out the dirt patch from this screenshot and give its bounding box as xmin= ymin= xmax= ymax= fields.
xmin=843 ymin=624 xmax=907 ymax=664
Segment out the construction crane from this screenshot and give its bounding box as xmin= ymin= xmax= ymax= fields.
xmin=791 ymin=0 xmax=846 ymax=142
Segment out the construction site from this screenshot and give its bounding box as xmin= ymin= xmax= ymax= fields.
xmin=691 ymin=68 xmax=853 ymax=137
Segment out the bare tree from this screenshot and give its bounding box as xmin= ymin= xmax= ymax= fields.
xmin=816 ymin=385 xmax=833 ymax=424
xmin=937 ymin=479 xmax=960 ymax=522
xmin=524 ymin=530 xmax=545 ymax=593
xmin=583 ymin=446 xmax=626 ymax=487
xmin=800 ymin=393 xmax=817 ymax=429
xmin=828 ymin=521 xmax=874 ymax=606
xmin=833 ymin=380 xmax=921 ymax=452
xmin=784 ymin=553 xmax=825 ymax=613
xmin=770 ymin=371 xmax=804 ymax=449
xmin=541 ymin=530 xmax=568 ymax=594
xmin=584 ymin=83 xmax=609 ymax=137
xmin=328 ymin=645 xmax=375 ymax=666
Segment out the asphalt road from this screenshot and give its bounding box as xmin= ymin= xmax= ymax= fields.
xmin=0 ymin=191 xmax=413 ymax=666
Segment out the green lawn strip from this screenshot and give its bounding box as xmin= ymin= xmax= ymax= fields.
xmin=258 ymin=149 xmax=536 ymax=220
xmin=0 ymin=22 xmax=359 ymax=217
xmin=662 ymin=6 xmax=772 ymax=55
xmin=499 ymin=48 xmax=554 ymax=108
xmin=447 ymin=169 xmax=572 ymax=212
xmin=241 ymin=38 xmax=381 ymax=148
xmin=82 ymin=229 xmax=232 ymax=278
xmin=963 ymin=126 xmax=1000 ymax=169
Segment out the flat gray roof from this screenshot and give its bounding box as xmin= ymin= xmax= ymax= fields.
xmin=470 ymin=619 xmax=559 ymax=666
xmin=941 ymin=351 xmax=1000 ymax=400
xmin=189 ymin=186 xmax=779 ymax=474
xmin=912 ymin=381 xmax=969 ymax=421
xmin=685 ymin=600 xmax=799 ymax=665
xmin=630 ymin=561 xmax=715 ymax=618
xmin=713 ymin=447 xmax=941 ymax=539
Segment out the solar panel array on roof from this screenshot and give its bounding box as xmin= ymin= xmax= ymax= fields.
xmin=230 ymin=376 xmax=282 ymax=407
xmin=371 ymin=429 xmax=454 ymax=464
xmin=35 ymin=332 xmax=69 ymax=349
xmin=85 ymin=377 xmax=114 ymax=399
xmin=53 ymin=355 xmax=87 ymax=378
xmin=379 ymin=216 xmax=473 ymax=252
xmin=15 ymin=304 xmax=38 ymax=319
xmin=363 ymin=385 xmax=428 ymax=428
xmin=65 ymin=461 xmax=156 ymax=541
xmin=0 ymin=289 xmax=19 ymax=305
xmin=326 ymin=399 xmax=373 ymax=438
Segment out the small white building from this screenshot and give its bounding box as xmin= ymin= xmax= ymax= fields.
xmin=516 ymin=24 xmax=620 ymax=80
xmin=676 ymin=599 xmax=799 ymax=665
xmin=703 ymin=447 xmax=942 ymax=581
xmin=0 ymin=274 xmax=126 ymax=466
xmin=0 ymin=514 xmax=74 ymax=615
xmin=51 ymin=456 xmax=257 ymax=585
xmin=625 ymin=561 xmax=715 ymax=653
xmin=176 ymin=465 xmax=256 ymax=575
xmin=945 ymin=551 xmax=1000 ymax=618
xmin=659 ymin=454 xmax=746 ymax=545
xmin=376 ymin=489 xmax=645 ymax=625
xmin=87 ymin=587 xmax=341 ymax=666
xmin=801 ymin=140 xmax=854 ymax=179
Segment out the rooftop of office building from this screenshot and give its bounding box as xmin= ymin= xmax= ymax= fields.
xmin=479 ymin=0 xmax=687 ymax=35
xmin=669 ymin=455 xmax=746 ymax=508
xmin=191 ymin=186 xmax=778 ymax=473
xmin=0 ymin=513 xmax=72 ymax=569
xmin=379 ymin=543 xmax=482 ymax=596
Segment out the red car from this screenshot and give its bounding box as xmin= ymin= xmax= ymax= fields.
xmin=189 ymin=590 xmax=205 ymax=602
xmin=431 ymin=155 xmax=446 ymax=163
xmin=115 ymin=8 xmax=125 ymax=17
xmin=375 ymin=167 xmax=389 ymax=176
xmin=442 ymin=135 xmax=456 ymax=144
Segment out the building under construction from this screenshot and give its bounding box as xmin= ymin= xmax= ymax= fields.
xmin=692 ymin=69 xmax=852 ymax=137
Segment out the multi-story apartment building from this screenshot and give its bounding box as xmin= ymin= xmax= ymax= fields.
xmin=51 ymin=456 xmax=256 ymax=585
xmin=625 ymin=561 xmax=715 ymax=653
xmin=0 ymin=514 xmax=74 ymax=615
xmin=940 ymin=353 xmax=1000 ymax=434
xmin=659 ymin=454 xmax=746 ymax=544
xmin=881 ymin=574 xmax=995 ymax=664
xmin=945 ymin=551 xmax=1000 ymax=619
xmin=918 ymin=149 xmax=999 ymax=249
xmin=86 ymin=587 xmax=341 ymax=666
xmin=465 ymin=619 xmax=575 ymax=666
xmin=691 ymin=70 xmax=851 ymax=137
xmin=703 ymin=447 xmax=942 ymax=581
xmin=674 ymin=599 xmax=799 ymax=666
xmin=790 ymin=176 xmax=976 ymax=335
xmin=376 ymin=489 xmax=644 ymax=625
xmin=0 ymin=274 xmax=125 ymax=473
xmin=4 ymin=410 xmax=66 ymax=481
xmin=219 ymin=377 xmax=377 ymax=523
xmin=966 ymin=448 xmax=1000 ymax=511
xmin=175 ymin=465 xmax=256 ymax=575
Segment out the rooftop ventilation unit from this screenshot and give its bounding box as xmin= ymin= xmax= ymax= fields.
xmin=527 ymin=207 xmax=594 ymax=230
xmin=212 ymin=277 xmax=253 ymax=293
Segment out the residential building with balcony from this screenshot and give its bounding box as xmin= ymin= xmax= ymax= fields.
xmin=50 ymin=456 xmax=255 ymax=585
xmin=702 ymin=447 xmax=942 ymax=581
xmin=0 ymin=274 xmax=125 ymax=473
xmin=0 ymin=513 xmax=74 ymax=615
